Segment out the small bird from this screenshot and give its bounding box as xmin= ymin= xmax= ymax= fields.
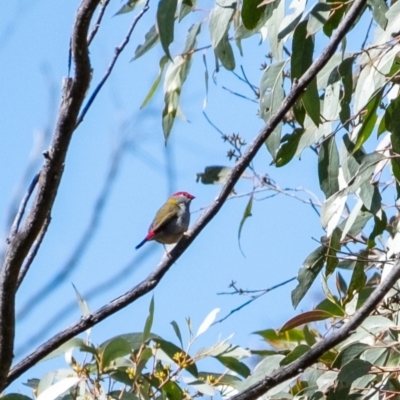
xmin=135 ymin=191 xmax=195 ymax=250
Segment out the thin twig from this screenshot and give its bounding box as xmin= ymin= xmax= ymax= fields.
xmin=77 ymin=0 xmax=150 ymax=126
xmin=8 ymin=173 xmax=40 ymax=242
xmin=213 ymin=277 xmax=297 ymax=325
xmin=221 ymin=86 xmax=258 ymax=103
xmin=16 ymin=216 xmax=51 ymax=291
xmin=87 ymin=0 xmax=111 ymax=45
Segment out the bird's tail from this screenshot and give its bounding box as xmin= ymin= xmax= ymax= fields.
xmin=135 ymin=238 xmax=147 ymax=250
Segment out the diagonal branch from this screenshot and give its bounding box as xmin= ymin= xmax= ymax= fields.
xmin=0 ymin=0 xmax=100 ymax=391
xmin=5 ymin=0 xmax=367 ymax=389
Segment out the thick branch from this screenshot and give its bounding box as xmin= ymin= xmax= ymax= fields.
xmin=0 ymin=0 xmax=99 ymax=391
xmin=5 ymin=0 xmax=366 ymax=388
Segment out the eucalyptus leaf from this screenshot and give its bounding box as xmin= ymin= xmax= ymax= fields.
xmin=156 ymin=0 xmax=178 ymax=59
xmin=132 ymin=25 xmax=159 ymax=61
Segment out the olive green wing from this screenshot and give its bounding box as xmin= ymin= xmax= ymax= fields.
xmin=150 ymin=199 xmax=180 ymax=233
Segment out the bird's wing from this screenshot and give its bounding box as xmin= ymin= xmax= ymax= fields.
xmin=150 ymin=199 xmax=180 ymax=234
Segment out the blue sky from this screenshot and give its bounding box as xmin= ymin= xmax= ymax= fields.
xmin=1 ymin=0 xmax=326 ymax=392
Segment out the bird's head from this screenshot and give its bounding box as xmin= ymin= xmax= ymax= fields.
xmin=171 ymin=191 xmax=195 ymax=203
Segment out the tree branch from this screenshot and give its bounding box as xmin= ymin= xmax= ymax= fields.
xmin=0 ymin=0 xmax=99 ymax=391
xmin=5 ymin=0 xmax=366 ymax=388
xmin=230 ymin=259 xmax=400 ymax=400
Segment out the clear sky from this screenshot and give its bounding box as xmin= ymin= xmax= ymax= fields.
xmin=1 ymin=0 xmax=327 ymax=392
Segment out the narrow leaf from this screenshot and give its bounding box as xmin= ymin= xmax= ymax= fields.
xmin=170 ymin=321 xmax=183 ymax=348
xmin=318 ymin=135 xmax=339 ymax=198
xmin=241 ymin=0 xmax=267 ymax=29
xmin=291 ymin=20 xmax=320 ymax=126
xmin=156 ymin=0 xmax=178 ymax=59
xmin=292 ymin=246 xmax=326 ymax=308
xmin=179 ymin=0 xmax=198 ymax=21
xmin=36 ymin=378 xmax=80 ymax=400
xmin=196 ymin=308 xmax=220 ymax=337
xmin=102 ymin=338 xmax=132 ymax=369
xmin=132 ymin=25 xmax=159 ymax=61
xmin=215 ymin=33 xmax=235 ymax=70
xmin=280 ymin=310 xmax=332 ymax=332
xmin=209 ymin=0 xmax=236 ymax=48
xmin=280 ymin=344 xmax=310 ymax=365
xmin=143 ymin=296 xmax=155 ymax=342
xmin=215 ymin=356 xmax=250 ymax=378
xmin=238 ymin=194 xmax=253 ymax=248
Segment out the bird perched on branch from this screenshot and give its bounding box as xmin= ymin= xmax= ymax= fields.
xmin=135 ymin=191 xmax=195 ymax=249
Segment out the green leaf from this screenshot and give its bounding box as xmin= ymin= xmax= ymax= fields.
xmin=330 ymin=359 xmax=372 ymax=399
xmin=238 ymin=194 xmax=253 ymax=248
xmin=42 ymin=338 xmax=93 ymax=361
xmin=241 ymin=0 xmax=267 ymax=29
xmin=132 ymin=25 xmax=159 ymax=61
xmin=337 ymin=359 xmax=372 ymax=384
xmin=209 ymin=0 xmax=236 ymax=48
xmin=136 ymin=347 xmax=153 ymax=376
xmin=354 ymin=88 xmax=384 ymax=151
xmin=100 ymin=333 xmax=160 ymax=351
xmin=156 ymin=0 xmax=178 ymax=59
xmin=320 ymin=191 xmax=347 ymax=234
xmin=324 ymin=228 xmax=340 ymax=277
xmin=338 ymin=210 xmax=372 ymax=238
xmin=323 ymin=3 xmax=347 ymax=37
xmin=368 ymin=211 xmax=387 ymax=248
xmin=280 ymin=310 xmax=332 ymax=332
xmin=292 ymin=246 xmax=326 ymax=308
xmin=359 ymin=182 xmax=382 ymax=215
xmin=115 ymin=0 xmax=141 ymax=15
xmin=280 ymin=344 xmax=310 ymax=366
xmin=291 ymin=20 xmax=320 ymax=126
xmin=275 ymin=128 xmax=304 ymax=167
xmin=307 ymin=2 xmax=332 ymax=36
xmin=72 ymin=283 xmax=90 ymax=317
xmin=140 ymin=56 xmax=169 ymax=109
xmin=367 ymin=0 xmax=388 ymax=29
xmin=318 ymin=135 xmax=340 ymax=198
xmin=387 ymin=96 xmax=400 ymax=198
xmin=2 ymin=395 xmax=33 ymax=400
xmin=345 ymin=261 xmax=366 ymax=304
xmin=170 ymin=321 xmax=183 ymax=348
xmin=303 ymin=325 xmax=317 ymax=346
xmin=143 ymin=296 xmax=155 ymax=342
xmin=253 ymin=328 xmax=304 ymax=347
xmin=347 ymin=152 xmax=385 ymax=194
xmin=162 ymin=23 xmax=200 ymax=138
xmin=316 ymin=298 xmax=344 ymax=317
xmin=338 ymin=57 xmax=355 ymax=131
xmin=198 ymin=372 xmax=242 ymax=388
xmin=277 ymin=0 xmax=306 ymax=40
xmin=215 ymin=33 xmax=235 ymax=71
xmin=162 ymin=381 xmax=184 ymax=400
xmin=154 ymin=339 xmax=198 ymax=377
xmin=259 ymin=61 xmax=286 ymax=157
xmin=303 ymin=79 xmax=320 ymax=127
xmin=216 ymin=356 xmax=251 ymax=378
xmin=179 ymin=0 xmax=198 ymax=21
xmin=101 ymin=337 xmax=132 ymax=369
xmin=332 ymin=343 xmax=369 ymax=368
xmin=196 ymin=166 xmax=233 ymax=184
